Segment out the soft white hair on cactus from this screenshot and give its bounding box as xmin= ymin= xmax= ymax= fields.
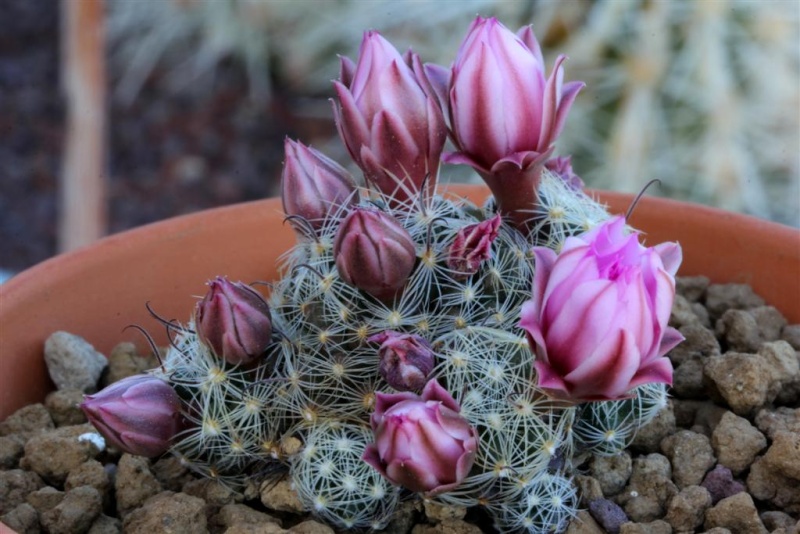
xmin=291 ymin=421 xmax=400 ymax=530
xmin=490 ymin=471 xmax=578 ymax=534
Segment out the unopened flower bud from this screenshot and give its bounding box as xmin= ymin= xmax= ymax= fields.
xmin=333 ymin=207 xmax=416 ymax=302
xmin=369 ymin=331 xmax=435 ymax=391
xmin=281 ymin=138 xmax=357 ymax=229
xmin=80 ymin=374 xmax=182 ymax=457
xmin=363 ymin=379 xmax=478 ymax=495
xmin=447 ymin=214 xmax=501 ymax=278
xmin=545 ymin=156 xmax=584 ymax=190
xmin=195 ymin=277 xmax=273 ymax=365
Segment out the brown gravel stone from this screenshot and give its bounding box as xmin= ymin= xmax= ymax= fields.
xmin=691 ymin=302 xmax=712 ymax=328
xmin=122 ymin=491 xmax=207 ymax=533
xmin=711 ymin=411 xmax=767 ymax=475
xmin=0 ymin=403 xmax=55 ymax=439
xmin=716 ymin=309 xmax=762 ymax=352
xmin=565 ymin=510 xmax=605 ymax=534
xmin=0 ymin=469 xmax=45 ymax=514
xmin=660 ymin=430 xmax=716 ymax=489
xmin=672 ymin=355 xmax=706 ymax=398
xmin=631 ymin=401 xmax=676 ymax=453
xmin=20 ymin=424 xmax=102 ymax=485
xmin=65 ymin=459 xmax=110 ymax=498
xmin=44 ymin=331 xmax=108 ymax=392
xmin=781 ymin=324 xmax=800 ymax=350
xmin=115 ymin=454 xmax=162 ymax=517
xmin=760 ymin=510 xmax=797 ymax=532
xmin=0 ymin=435 xmax=24 ymax=469
xmin=102 ymin=342 xmax=159 ymax=388
xmin=759 ymin=340 xmax=800 ymax=395
xmin=260 ymin=478 xmax=305 ymax=513
xmin=590 ymin=451 xmax=632 ymax=497
xmin=87 ymin=514 xmax=122 ymax=534
xmin=703 ymin=352 xmax=773 ymax=416
xmin=0 ymin=502 xmax=39 ymax=534
xmin=574 ymin=475 xmax=604 ymax=506
xmin=755 ymin=407 xmax=800 ymax=440
xmin=747 ymin=455 xmax=800 ymax=514
xmin=424 ymin=500 xmax=467 ymax=522
xmin=151 ymin=455 xmax=194 ymax=491
xmin=676 ymin=276 xmax=709 ymax=302
xmin=211 ymin=503 xmax=281 ymax=530
xmin=411 ymin=519 xmax=483 ymax=534
xmin=670 ymin=295 xmax=699 ymax=328
xmin=619 ymin=519 xmax=672 ymax=534
xmin=289 ymin=520 xmax=337 ymax=533
xmin=668 ymin=323 xmax=722 ymax=365
xmin=40 ymin=485 xmax=103 ymax=534
xmin=615 ymin=454 xmax=678 ymax=522
xmin=705 ymin=283 xmax=765 ymax=321
xmin=664 ymin=485 xmax=712 ymax=533
xmin=763 ymin=431 xmax=800 ymax=481
xmin=26 ymin=485 xmax=65 ymax=514
xmin=44 ymin=389 xmax=87 ymax=427
xmin=225 ymin=523 xmax=284 ymax=534
xmin=748 ymin=306 xmax=788 ymax=341
xmin=703 ymin=492 xmax=767 ymax=534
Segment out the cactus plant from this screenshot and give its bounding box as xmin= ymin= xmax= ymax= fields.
xmin=86 ymin=17 xmax=685 ymax=533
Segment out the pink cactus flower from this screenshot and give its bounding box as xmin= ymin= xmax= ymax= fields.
xmin=436 ymin=17 xmax=584 ymax=231
xmin=544 ymin=156 xmax=584 ymax=191
xmin=369 ymin=330 xmax=435 ymax=392
xmin=333 ymin=31 xmax=447 ymax=207
xmin=80 ymin=374 xmax=183 ymax=457
xmin=195 ymin=277 xmax=273 ymax=366
xmin=363 ymin=379 xmax=478 ymax=495
xmin=281 ymin=138 xmax=357 ymax=230
xmin=333 ymin=207 xmax=416 ymax=302
xmin=519 ymin=216 xmax=684 ymax=401
xmin=447 ymin=214 xmax=502 ymax=278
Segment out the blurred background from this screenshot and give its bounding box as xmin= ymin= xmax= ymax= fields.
xmin=1 ymin=0 xmax=798 ymax=279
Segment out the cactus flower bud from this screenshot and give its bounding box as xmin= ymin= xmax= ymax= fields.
xmin=519 ymin=216 xmax=684 ymax=401
xmin=447 ymin=214 xmax=501 ymax=278
xmin=545 ymin=156 xmax=584 ymax=190
xmin=369 ymin=331 xmax=435 ymax=391
xmin=441 ymin=17 xmax=584 ymax=231
xmin=281 ymin=138 xmax=357 ymax=229
xmin=80 ymin=374 xmax=182 ymax=457
xmin=363 ymin=379 xmax=478 ymax=495
xmin=195 ymin=277 xmax=273 ymax=366
xmin=333 ymin=30 xmax=446 ymax=207
xmin=333 ymin=207 xmax=416 ymax=302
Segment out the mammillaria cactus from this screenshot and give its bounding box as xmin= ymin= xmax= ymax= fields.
xmin=85 ymin=16 xmax=684 ymax=533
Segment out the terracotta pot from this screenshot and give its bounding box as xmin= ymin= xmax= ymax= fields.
xmin=2 ymin=185 xmax=799 ymax=426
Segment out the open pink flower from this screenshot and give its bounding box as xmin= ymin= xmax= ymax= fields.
xmin=519 ymin=216 xmax=684 ymax=401
xmin=363 ymin=380 xmax=477 ymax=495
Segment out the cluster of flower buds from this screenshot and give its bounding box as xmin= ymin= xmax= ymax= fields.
xmin=333 ymin=207 xmax=416 ymax=302
xmin=363 ymin=380 xmax=478 ymax=495
xmin=333 ymin=31 xmax=447 ymax=207
xmin=80 ymin=374 xmax=183 ymax=457
xmin=519 ymin=216 xmax=684 ymax=401
xmin=195 ymin=277 xmax=273 ymax=366
xmin=281 ymin=138 xmax=357 ymax=231
xmin=369 ymin=330 xmax=435 ymax=392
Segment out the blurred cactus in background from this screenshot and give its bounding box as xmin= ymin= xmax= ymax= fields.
xmin=83 ymin=17 xmax=690 ymax=533
xmin=106 ymin=0 xmax=799 ymax=226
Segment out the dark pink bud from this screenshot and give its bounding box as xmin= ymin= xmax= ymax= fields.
xmin=195 ymin=277 xmax=273 ymax=366
xmin=281 ymin=138 xmax=357 ymax=229
xmin=363 ymin=379 xmax=478 ymax=495
xmin=80 ymin=374 xmax=182 ymax=457
xmin=545 ymin=156 xmax=584 ymax=190
xmin=447 ymin=215 xmax=501 ymax=278
xmin=333 ymin=207 xmax=416 ymax=302
xmin=332 ymin=31 xmax=446 ymax=207
xmin=369 ymin=331 xmax=435 ymax=391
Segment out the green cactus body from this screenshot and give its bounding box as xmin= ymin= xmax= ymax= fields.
xmin=149 ymin=170 xmax=674 ymax=533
